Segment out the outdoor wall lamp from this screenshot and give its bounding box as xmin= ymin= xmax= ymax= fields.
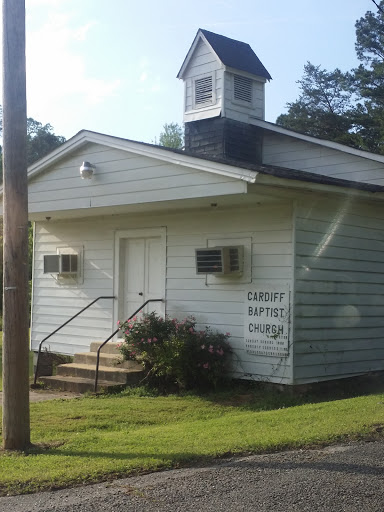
xmin=80 ymin=161 xmax=95 ymax=179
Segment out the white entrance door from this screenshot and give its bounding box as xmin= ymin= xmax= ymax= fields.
xmin=119 ymin=234 xmax=165 ymax=322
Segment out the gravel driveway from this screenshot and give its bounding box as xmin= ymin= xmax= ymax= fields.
xmin=1 ymin=439 xmax=384 ymax=512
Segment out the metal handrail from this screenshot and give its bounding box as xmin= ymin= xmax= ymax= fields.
xmin=94 ymin=298 xmax=163 ymax=392
xmin=33 ymin=296 xmax=115 ymax=385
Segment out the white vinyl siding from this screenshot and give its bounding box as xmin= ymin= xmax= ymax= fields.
xmin=224 ymin=72 xmax=265 ymax=122
xmin=293 ymin=197 xmax=384 ymax=383
xmin=31 ymin=202 xmax=294 ymax=384
xmin=27 ymin=143 xmax=246 ymax=214
xmin=263 ymin=133 xmax=384 ymax=185
xmin=183 ymin=39 xmax=223 ymax=121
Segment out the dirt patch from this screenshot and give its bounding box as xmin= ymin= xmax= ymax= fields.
xmin=0 ymin=390 xmax=82 ymax=404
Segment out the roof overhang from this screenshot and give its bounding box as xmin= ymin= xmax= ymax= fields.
xmin=0 ymin=130 xmax=258 ymax=199
xmin=250 ymin=118 xmax=384 ymax=165
xmin=254 ymin=172 xmax=384 ymax=202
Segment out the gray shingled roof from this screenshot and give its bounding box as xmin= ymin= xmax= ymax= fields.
xmin=78 ymin=131 xmax=382 ymax=194
xmin=178 ymin=29 xmax=272 ymax=80
xmin=200 ymin=29 xmax=271 ymax=80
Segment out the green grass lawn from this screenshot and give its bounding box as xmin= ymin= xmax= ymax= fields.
xmin=0 ymin=386 xmax=383 ymax=496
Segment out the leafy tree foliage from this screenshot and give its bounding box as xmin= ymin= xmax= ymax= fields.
xmin=0 ymin=115 xmax=66 ymax=170
xmin=276 ymin=63 xmax=360 ymax=147
xmin=26 ymin=118 xmax=66 ymax=165
xmin=351 ymin=2 xmax=384 ymax=154
xmin=277 ymin=1 xmax=384 ymax=154
xmin=158 ymin=122 xmax=184 ymax=149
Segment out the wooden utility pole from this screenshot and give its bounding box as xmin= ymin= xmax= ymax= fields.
xmin=2 ymin=0 xmax=30 ymax=450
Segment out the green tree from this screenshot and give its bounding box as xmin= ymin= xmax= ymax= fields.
xmin=26 ymin=118 xmax=66 ymax=165
xmin=158 ymin=122 xmax=184 ymax=149
xmin=0 ymin=116 xmax=66 ymax=170
xmin=276 ymin=2 xmax=384 ymax=154
xmin=276 ymin=63 xmax=359 ymax=147
xmin=350 ymin=1 xmax=384 ymax=154
xmin=0 ymin=116 xmax=65 ymax=315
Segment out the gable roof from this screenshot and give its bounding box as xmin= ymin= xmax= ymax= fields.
xmin=24 ymin=130 xmax=259 ymax=185
xmin=19 ymin=130 xmax=384 ymax=198
xmin=251 ymin=118 xmax=384 ymax=165
xmin=177 ymin=28 xmax=272 ymax=80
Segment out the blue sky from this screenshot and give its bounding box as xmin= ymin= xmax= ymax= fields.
xmin=22 ymin=0 xmax=375 ymax=144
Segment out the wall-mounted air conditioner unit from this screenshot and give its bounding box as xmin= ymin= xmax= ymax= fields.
xmin=43 ymin=254 xmax=78 ymax=275
xmin=195 ymin=246 xmax=244 ymax=275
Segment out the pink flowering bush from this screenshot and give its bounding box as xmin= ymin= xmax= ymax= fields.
xmin=118 ymin=312 xmax=231 ymax=390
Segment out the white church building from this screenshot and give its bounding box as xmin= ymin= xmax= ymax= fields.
xmin=17 ymin=29 xmax=384 ymax=386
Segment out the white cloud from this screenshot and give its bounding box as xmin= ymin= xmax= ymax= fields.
xmin=74 ymin=21 xmax=98 ymax=41
xmin=26 ymin=11 xmax=121 ymax=113
xmin=139 ymin=57 xmax=149 ymax=69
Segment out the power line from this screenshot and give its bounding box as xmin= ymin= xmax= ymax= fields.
xmin=371 ymin=0 xmax=384 ymax=14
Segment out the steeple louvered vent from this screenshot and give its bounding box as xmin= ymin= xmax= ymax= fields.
xmin=234 ymin=74 xmax=253 ymax=103
xmin=195 ymin=76 xmax=213 ymax=106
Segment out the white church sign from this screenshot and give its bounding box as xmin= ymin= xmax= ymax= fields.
xmin=244 ymin=284 xmax=290 ymax=358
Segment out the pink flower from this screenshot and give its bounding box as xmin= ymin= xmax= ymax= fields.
xmin=226 ymin=332 xmax=230 ymax=336
xmin=217 ymin=348 xmax=224 ymax=356
xmin=203 ymin=363 xmax=210 ymax=369
xmin=116 ymin=343 xmax=122 ymax=348
xmin=208 ymin=345 xmax=214 ymax=353
xmin=125 ymin=330 xmax=129 ymax=335
xmin=153 ymin=337 xmax=158 ymax=342
xmin=117 ymin=320 xmax=120 ymax=326
xmin=147 ymin=338 xmax=152 ymax=343
xmin=141 ymin=338 xmax=144 ymax=342
xmin=201 ymin=345 xmax=205 ymax=350
xmin=189 ymin=327 xmax=194 ymax=333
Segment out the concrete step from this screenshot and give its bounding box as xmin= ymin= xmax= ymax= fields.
xmin=39 ymin=375 xmax=125 ymax=393
xmin=73 ymin=351 xmax=140 ymax=370
xmin=56 ymin=363 xmax=144 ymax=384
xmin=90 ymin=341 xmax=123 ymax=355
xmin=36 ymin=340 xmax=142 ymax=394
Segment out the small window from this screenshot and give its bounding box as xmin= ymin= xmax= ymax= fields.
xmin=194 ymin=75 xmax=213 ymax=107
xmin=234 ymin=74 xmax=253 ymax=103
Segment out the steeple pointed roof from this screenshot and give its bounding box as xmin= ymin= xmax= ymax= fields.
xmin=177 ymin=28 xmax=271 ymax=80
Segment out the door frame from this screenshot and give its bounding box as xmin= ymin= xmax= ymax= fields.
xmin=113 ymin=227 xmax=166 ymax=331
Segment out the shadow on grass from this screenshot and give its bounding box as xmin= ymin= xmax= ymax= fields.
xmin=191 ymin=376 xmax=384 ymax=412
xmin=95 ymin=374 xmax=384 ymax=415
xmin=26 ymin=434 xmax=384 ymax=479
